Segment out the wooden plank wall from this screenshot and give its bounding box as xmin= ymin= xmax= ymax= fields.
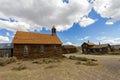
xmin=13 ymin=44 xmax=62 ymax=59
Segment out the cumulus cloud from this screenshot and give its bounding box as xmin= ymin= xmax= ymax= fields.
xmin=63 ymin=41 xmax=73 ymax=45
xmin=93 ymin=0 xmax=120 ymax=24
xmin=96 ymin=36 xmax=120 ymax=45
xmin=79 ymin=17 xmax=96 ymax=27
xmin=79 ymin=36 xmax=90 ymax=40
xmin=0 ymin=0 xmax=93 ymax=31
xmin=6 ymin=32 xmax=10 ymax=36
xmin=0 ymin=0 xmax=119 ymax=32
xmin=0 ymin=35 xmax=9 ymax=43
xmin=0 ymin=19 xmax=32 ymax=32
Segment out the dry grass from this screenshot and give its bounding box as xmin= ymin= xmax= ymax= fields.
xmin=12 ymin=64 xmax=27 ymax=71
xmin=69 ymin=55 xmax=98 ymax=66
xmin=0 ymin=55 xmax=120 ymax=80
xmin=109 ymin=51 xmax=120 ymax=55
xmin=44 ymin=65 xmax=58 ymax=69
xmin=68 ymin=55 xmax=97 ymax=61
xmin=82 ymin=59 xmax=98 ymax=66
xmin=32 ymin=58 xmax=61 ymax=64
xmin=0 ymin=57 xmax=17 ymax=66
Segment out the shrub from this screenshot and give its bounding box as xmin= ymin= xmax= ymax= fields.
xmin=32 ymin=58 xmax=61 ymax=64
xmin=89 ymin=59 xmax=97 ymax=61
xmin=91 ymin=53 xmax=105 ymax=55
xmin=68 ymin=56 xmax=77 ymax=60
xmin=75 ymin=61 xmax=81 ymax=65
xmin=12 ymin=64 xmax=27 ymax=71
xmin=42 ymin=58 xmax=53 ymax=64
xmin=32 ymin=60 xmax=43 ymax=64
xmin=0 ymin=58 xmax=7 ymax=66
xmin=77 ymin=57 xmax=88 ymax=61
xmin=44 ymin=65 xmax=58 ymax=69
xmin=0 ymin=57 xmax=17 ymax=66
xmin=69 ymin=56 xmax=98 ymax=62
xmin=109 ymin=52 xmax=120 ymax=55
xmin=62 ymin=55 xmax=67 ymax=58
xmin=9 ymin=57 xmax=17 ymax=63
xmin=69 ymin=56 xmax=88 ymax=61
xmin=83 ymin=59 xmax=98 ymax=66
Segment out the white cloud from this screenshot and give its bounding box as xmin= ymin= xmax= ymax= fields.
xmin=0 ymin=0 xmax=93 ymax=32
xmin=63 ymin=41 xmax=73 ymax=45
xmin=0 ymin=35 xmax=9 ymax=43
xmin=93 ymin=0 xmax=120 ymax=24
xmin=0 ymin=0 xmax=119 ymax=32
xmin=0 ymin=20 xmax=33 ymax=32
xmin=105 ymin=21 xmax=114 ymax=25
xmin=79 ymin=17 xmax=96 ymax=27
xmin=96 ymin=36 xmax=120 ymax=45
xmin=6 ymin=32 xmax=10 ymax=36
xmin=80 ymin=36 xmax=90 ymax=40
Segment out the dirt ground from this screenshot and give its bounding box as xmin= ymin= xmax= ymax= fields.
xmin=65 ymin=54 xmax=120 ymax=80
xmin=0 ymin=54 xmax=120 ymax=80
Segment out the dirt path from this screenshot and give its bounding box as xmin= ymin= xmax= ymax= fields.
xmin=65 ymin=54 xmax=120 ymax=80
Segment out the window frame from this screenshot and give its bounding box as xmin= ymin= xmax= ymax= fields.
xmin=24 ymin=45 xmax=28 ymax=56
xmin=53 ymin=45 xmax=57 ymax=53
xmin=40 ymin=45 xmax=45 ymax=53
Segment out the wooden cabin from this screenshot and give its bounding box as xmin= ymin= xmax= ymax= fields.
xmin=90 ymin=44 xmax=111 ymax=53
xmin=81 ymin=41 xmax=95 ymax=54
xmin=81 ymin=41 xmax=112 ymax=54
xmin=111 ymin=45 xmax=120 ymax=51
xmin=62 ymin=45 xmax=77 ymax=54
xmin=12 ymin=27 xmax=62 ymax=59
xmin=0 ymin=43 xmax=13 ymax=57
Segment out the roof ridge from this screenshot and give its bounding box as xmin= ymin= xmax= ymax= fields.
xmin=16 ymin=31 xmax=52 ymax=35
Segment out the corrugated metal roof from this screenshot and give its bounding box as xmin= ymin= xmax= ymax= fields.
xmin=12 ymin=31 xmax=62 ymax=44
xmin=0 ymin=43 xmax=13 ymax=49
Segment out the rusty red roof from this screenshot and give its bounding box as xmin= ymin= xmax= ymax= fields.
xmin=12 ymin=31 xmax=62 ymax=44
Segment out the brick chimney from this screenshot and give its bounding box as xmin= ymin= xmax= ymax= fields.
xmin=51 ymin=26 xmax=56 ymax=36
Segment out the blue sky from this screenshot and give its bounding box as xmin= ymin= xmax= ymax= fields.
xmin=0 ymin=0 xmax=120 ymax=45
xmin=41 ymin=8 xmax=120 ymax=45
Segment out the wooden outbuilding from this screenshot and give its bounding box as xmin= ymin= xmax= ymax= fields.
xmin=12 ymin=27 xmax=62 ymax=59
xmin=0 ymin=43 xmax=13 ymax=57
xmin=62 ymin=45 xmax=77 ymax=54
xmin=111 ymin=45 xmax=120 ymax=51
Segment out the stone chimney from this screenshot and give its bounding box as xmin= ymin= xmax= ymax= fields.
xmin=51 ymin=26 xmax=56 ymax=36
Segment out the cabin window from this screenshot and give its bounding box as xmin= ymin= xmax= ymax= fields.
xmin=84 ymin=48 xmax=86 ymax=52
xmin=24 ymin=45 xmax=28 ymax=56
xmin=100 ymin=49 xmax=102 ymax=52
xmin=40 ymin=45 xmax=44 ymax=53
xmin=53 ymin=45 xmax=57 ymax=53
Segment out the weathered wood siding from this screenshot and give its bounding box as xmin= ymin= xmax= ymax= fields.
xmin=62 ymin=48 xmax=77 ymax=54
xmin=0 ymin=49 xmax=12 ymax=57
xmin=13 ymin=44 xmax=62 ymax=59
